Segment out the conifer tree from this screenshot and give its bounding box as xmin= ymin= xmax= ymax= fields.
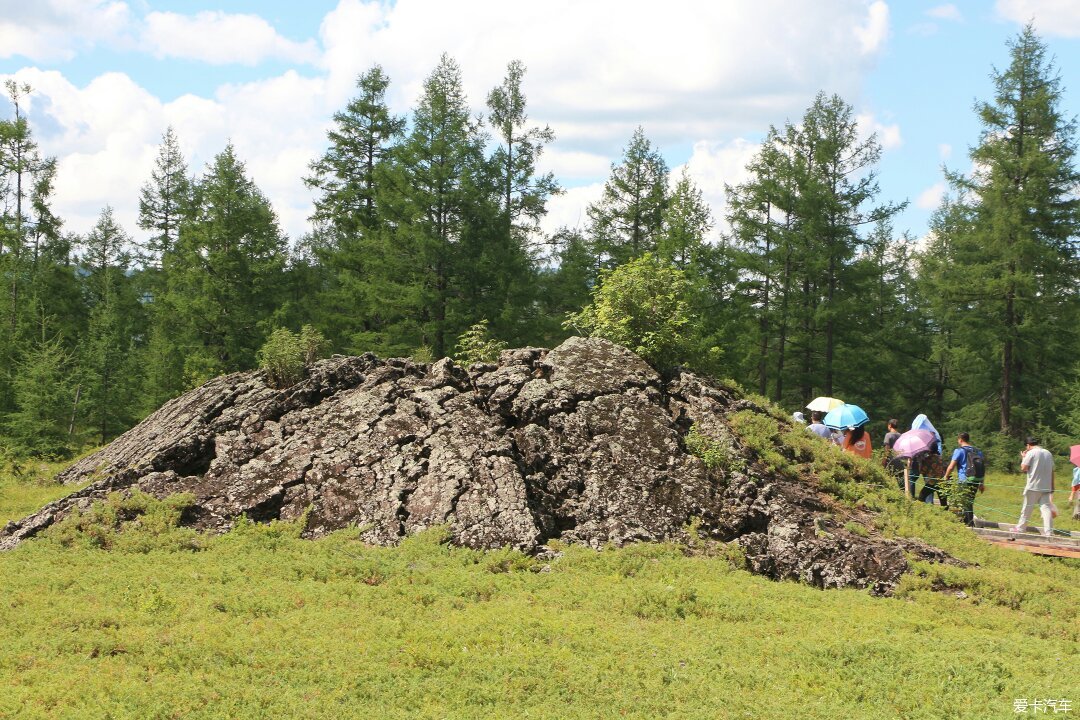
xmin=138 ymin=126 xmax=191 ymax=267
xmin=306 ymin=65 xmax=405 ymax=238
xmin=658 ymin=167 xmax=711 ymax=269
xmin=486 ymin=60 xmax=560 ymax=245
xmin=587 ymin=127 xmax=669 ymax=267
xmin=304 ymin=66 xmax=405 ymax=352
xmin=78 ymin=207 xmax=141 ymax=444
xmin=377 ymin=54 xmax=489 ymax=357
xmin=167 ymin=144 xmax=288 ymax=380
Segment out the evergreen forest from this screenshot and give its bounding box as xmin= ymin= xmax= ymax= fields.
xmin=2 ymin=28 xmax=1079 ymax=468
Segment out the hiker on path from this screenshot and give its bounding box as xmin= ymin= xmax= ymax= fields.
xmin=903 ymin=451 xmax=927 ymax=501
xmin=841 ymin=425 xmax=873 ymax=459
xmin=1071 ymin=465 xmax=1080 ymax=520
xmin=882 ymin=419 xmax=906 ymax=492
xmin=792 ymin=411 xmax=806 ymax=424
xmin=1013 ymin=436 xmax=1055 ymax=537
xmin=917 ymin=448 xmax=948 ymax=508
xmin=941 ymin=432 xmax=985 ymax=526
xmin=807 ymin=411 xmax=832 ymax=440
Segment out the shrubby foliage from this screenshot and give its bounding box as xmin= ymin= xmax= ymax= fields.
xmin=566 ymin=253 xmax=697 ymax=370
xmin=257 ymin=325 xmax=328 ymax=388
xmin=454 ymin=320 xmax=508 ymax=365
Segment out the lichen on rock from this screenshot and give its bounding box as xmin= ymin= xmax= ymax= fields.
xmin=0 ymin=336 xmax=952 ymax=594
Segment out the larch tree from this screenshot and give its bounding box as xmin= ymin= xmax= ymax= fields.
xmin=304 ymin=65 xmax=406 ymax=352
xmin=168 ymin=144 xmax=288 ymax=382
xmin=587 ymin=127 xmax=669 ymax=268
xmin=926 ymin=25 xmax=1080 ymax=435
xmin=379 ymin=54 xmax=489 ymax=358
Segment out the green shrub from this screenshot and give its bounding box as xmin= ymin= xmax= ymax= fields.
xmin=257 ymin=325 xmax=328 ymax=388
xmin=45 ymin=490 xmax=203 ymax=552
xmin=411 ymin=344 xmax=435 ymax=363
xmin=453 ymin=320 xmax=507 ymax=365
xmin=564 ymin=252 xmax=697 ymax=370
xmin=684 ymin=424 xmax=740 ymax=473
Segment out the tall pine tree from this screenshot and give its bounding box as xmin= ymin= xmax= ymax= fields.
xmin=924 ymin=25 xmax=1080 ymax=435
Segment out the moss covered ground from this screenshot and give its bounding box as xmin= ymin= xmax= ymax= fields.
xmin=0 ymin=458 xmax=1077 ymax=718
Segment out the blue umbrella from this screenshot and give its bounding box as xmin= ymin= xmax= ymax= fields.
xmin=823 ymin=403 xmax=869 ymax=429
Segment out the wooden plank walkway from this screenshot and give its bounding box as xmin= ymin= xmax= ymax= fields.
xmin=983 ymin=540 xmax=1080 ymax=559
xmin=972 ymin=522 xmax=1080 ymax=558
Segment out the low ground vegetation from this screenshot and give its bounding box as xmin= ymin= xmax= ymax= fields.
xmin=0 ymin=458 xmax=1077 ymax=719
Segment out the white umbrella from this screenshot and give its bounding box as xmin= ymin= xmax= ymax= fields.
xmin=806 ymin=396 xmax=844 ymax=413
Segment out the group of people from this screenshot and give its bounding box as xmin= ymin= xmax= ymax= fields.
xmin=802 ymin=410 xmax=873 ymax=459
xmin=795 ymin=409 xmax=1078 ymax=538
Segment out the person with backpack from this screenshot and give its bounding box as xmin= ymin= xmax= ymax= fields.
xmin=942 ymin=432 xmax=985 ymax=526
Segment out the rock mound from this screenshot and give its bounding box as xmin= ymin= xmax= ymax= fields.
xmin=0 ymin=337 xmax=950 ymax=593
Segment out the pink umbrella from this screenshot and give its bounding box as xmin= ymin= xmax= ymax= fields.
xmin=892 ymin=429 xmax=938 ymax=459
xmin=1071 ymin=445 xmax=1080 ymax=467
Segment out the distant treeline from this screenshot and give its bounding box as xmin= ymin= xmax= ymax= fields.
xmin=0 ymin=26 xmax=1077 ymax=464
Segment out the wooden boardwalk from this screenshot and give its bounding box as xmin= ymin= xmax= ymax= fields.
xmin=972 ymin=520 xmax=1080 ymax=559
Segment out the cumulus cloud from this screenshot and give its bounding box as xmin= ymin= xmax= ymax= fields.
xmin=142 ymin=11 xmax=320 ymax=66
xmin=677 ymin=139 xmax=762 ymax=238
xmin=857 ymin=113 xmax=902 ymax=151
xmin=927 ymin=4 xmax=963 ymax=21
xmin=317 ymin=0 xmax=891 ymax=150
xmin=0 ymin=0 xmax=132 ymax=62
xmin=855 ymin=1 xmax=890 ymax=55
xmin=1 ymin=0 xmax=894 ymax=244
xmin=540 ymin=182 xmax=606 ymax=237
xmin=996 ymin=0 xmax=1080 ymax=36
xmin=916 ymin=181 xmax=946 ymax=210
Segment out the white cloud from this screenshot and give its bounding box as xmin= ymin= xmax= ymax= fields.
xmin=938 ymin=143 xmax=952 ymax=160
xmin=926 ymin=4 xmax=963 ymax=21
xmin=537 ymin=149 xmax=614 ymax=181
xmin=3 ymin=67 xmax=331 ymax=242
xmin=318 ymin=0 xmax=891 ymax=149
xmin=142 ymin=11 xmax=320 ymax=66
xmin=856 ymin=113 xmax=902 ymax=151
xmin=996 ymin=0 xmax=1080 ymax=36
xmin=916 ymin=181 xmax=946 ymax=210
xmin=540 ymin=182 xmax=605 ymax=236
xmin=855 ymin=1 xmax=890 ymax=55
xmin=0 ymin=0 xmax=132 ymax=62
xmin=1 ymin=0 xmax=894 ymax=244
xmin=677 ymin=138 xmax=762 ymax=239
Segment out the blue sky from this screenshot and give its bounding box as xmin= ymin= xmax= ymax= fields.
xmin=1 ymin=0 xmax=1078 ymax=245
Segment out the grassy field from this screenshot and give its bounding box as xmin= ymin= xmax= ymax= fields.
xmin=0 ymin=468 xmax=1078 ymax=719
xmin=0 ymin=460 xmax=88 ymax=527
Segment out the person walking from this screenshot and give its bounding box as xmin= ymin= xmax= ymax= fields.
xmin=941 ymin=432 xmax=984 ymax=526
xmin=841 ymin=425 xmax=872 ymax=459
xmin=882 ymin=419 xmax=906 ymax=492
xmin=807 ymin=411 xmax=832 ymax=439
xmin=917 ymin=448 xmax=948 ymax=508
xmin=1071 ymin=464 xmax=1080 ymax=521
xmin=1013 ymin=436 xmax=1055 ymax=537
xmin=903 ymin=451 xmax=926 ymax=501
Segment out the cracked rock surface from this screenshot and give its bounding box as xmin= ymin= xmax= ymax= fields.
xmin=0 ymin=336 xmax=950 ymax=594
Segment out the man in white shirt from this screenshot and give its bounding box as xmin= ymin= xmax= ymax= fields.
xmin=1013 ymin=436 xmax=1055 ymax=537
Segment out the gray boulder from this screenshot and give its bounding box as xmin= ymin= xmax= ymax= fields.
xmin=0 ymin=336 xmax=951 ymax=594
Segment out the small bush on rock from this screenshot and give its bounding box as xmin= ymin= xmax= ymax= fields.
xmin=564 ymin=252 xmax=698 ymax=370
xmin=454 ymin=320 xmax=507 ymax=365
xmin=258 ymin=325 xmax=328 ymax=388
